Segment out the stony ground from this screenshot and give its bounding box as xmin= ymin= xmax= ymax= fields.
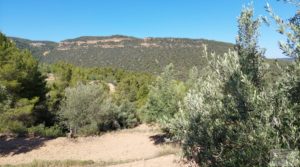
xmin=0 ymin=124 xmax=188 ymax=167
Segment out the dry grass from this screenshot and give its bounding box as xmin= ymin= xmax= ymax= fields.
xmin=0 ymin=124 xmax=185 ymax=167
xmin=2 ymin=150 xmax=181 ymax=167
xmin=1 ymin=160 xmax=94 ymax=167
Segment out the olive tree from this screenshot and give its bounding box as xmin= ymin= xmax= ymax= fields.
xmin=59 ymin=83 xmax=139 ymax=135
xmin=169 ymin=6 xmax=276 ymax=166
xmin=266 ymin=0 xmax=300 ymax=150
xmin=59 ymin=83 xmax=116 ymax=135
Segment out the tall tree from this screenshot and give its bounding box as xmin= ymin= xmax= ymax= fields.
xmin=0 ymin=33 xmax=47 ymax=134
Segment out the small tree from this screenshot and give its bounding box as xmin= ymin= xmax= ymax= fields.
xmin=236 ymin=5 xmax=266 ymax=88
xmin=59 ymin=83 xmax=110 ymax=135
xmin=140 ymin=64 xmax=185 ymax=123
xmin=266 ymin=0 xmax=300 ymax=150
xmin=59 ymin=83 xmax=139 ymax=135
xmin=172 ymin=5 xmax=276 ymax=166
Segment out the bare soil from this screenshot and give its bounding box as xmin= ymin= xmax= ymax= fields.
xmin=0 ymin=124 xmax=185 ymax=166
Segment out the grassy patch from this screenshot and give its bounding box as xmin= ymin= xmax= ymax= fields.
xmin=1 ymin=160 xmax=95 ymax=167
xmin=156 ymin=144 xmax=181 ymax=157
xmin=2 ymin=146 xmax=180 ymax=167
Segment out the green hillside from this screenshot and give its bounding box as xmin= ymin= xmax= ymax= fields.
xmin=10 ymin=35 xmax=234 ymax=78
xmin=10 ymin=37 xmax=58 ymax=60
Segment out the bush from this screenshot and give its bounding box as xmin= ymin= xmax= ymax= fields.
xmin=0 ymin=120 xmax=27 ymax=136
xmin=117 ymin=100 xmax=139 ymax=128
xmin=166 ymin=3 xmax=300 ymax=166
xmin=59 ymin=83 xmax=139 ymax=135
xmin=167 ymin=6 xmax=278 ymax=166
xmin=59 ymin=83 xmax=108 ymax=135
xmin=267 ymin=1 xmax=300 ymax=150
xmin=140 ymin=64 xmax=186 ymax=123
xmin=0 ymin=85 xmax=11 ymax=112
xmin=0 ymin=97 xmax=40 ymax=135
xmin=28 ymin=124 xmax=63 ymax=137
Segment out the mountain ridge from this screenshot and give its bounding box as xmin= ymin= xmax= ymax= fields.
xmin=10 ymin=35 xmax=235 ymax=78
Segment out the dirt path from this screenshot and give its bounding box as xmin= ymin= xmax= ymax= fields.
xmin=0 ymin=124 xmax=185 ymax=166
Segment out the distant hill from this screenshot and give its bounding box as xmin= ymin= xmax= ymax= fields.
xmin=10 ymin=37 xmax=58 ymax=58
xmin=273 ymin=57 xmax=295 ymax=61
xmin=10 ymin=35 xmax=234 ymax=77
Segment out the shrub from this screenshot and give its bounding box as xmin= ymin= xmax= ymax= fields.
xmin=59 ymin=83 xmax=139 ymax=135
xmin=117 ymin=100 xmax=139 ymax=128
xmin=0 ymin=97 xmax=39 ymax=135
xmin=28 ymin=124 xmax=63 ymax=138
xmin=1 ymin=120 xmax=27 ymax=136
xmin=93 ymin=98 xmax=121 ymax=132
xmin=59 ymin=83 xmax=108 ymax=135
xmin=267 ymin=0 xmax=300 ymax=150
xmin=0 ymin=85 xmax=11 ymax=112
xmin=167 ymin=3 xmax=300 ymax=166
xmin=140 ymin=64 xmax=186 ymax=123
xmin=168 ymin=6 xmax=277 ymax=166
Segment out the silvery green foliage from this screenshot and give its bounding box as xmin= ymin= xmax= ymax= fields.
xmin=166 ymin=3 xmax=300 ymax=166
xmin=166 ymin=46 xmax=240 ymax=142
xmin=185 ymin=66 xmax=199 ymax=89
xmin=267 ymin=63 xmax=300 ymax=166
xmin=172 ymin=47 xmax=274 ymax=166
xmin=277 ymin=0 xmax=300 ymax=6
xmin=171 ymin=6 xmax=281 ymax=166
xmin=236 ymin=4 xmax=267 ymax=88
xmin=266 ymin=0 xmax=300 ymax=150
xmin=59 ymin=83 xmax=139 ymax=135
xmin=59 ymin=83 xmax=118 ymax=135
xmin=266 ymin=2 xmax=300 ymax=59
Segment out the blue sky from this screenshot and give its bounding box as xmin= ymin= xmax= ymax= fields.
xmin=0 ymin=0 xmax=297 ymax=58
